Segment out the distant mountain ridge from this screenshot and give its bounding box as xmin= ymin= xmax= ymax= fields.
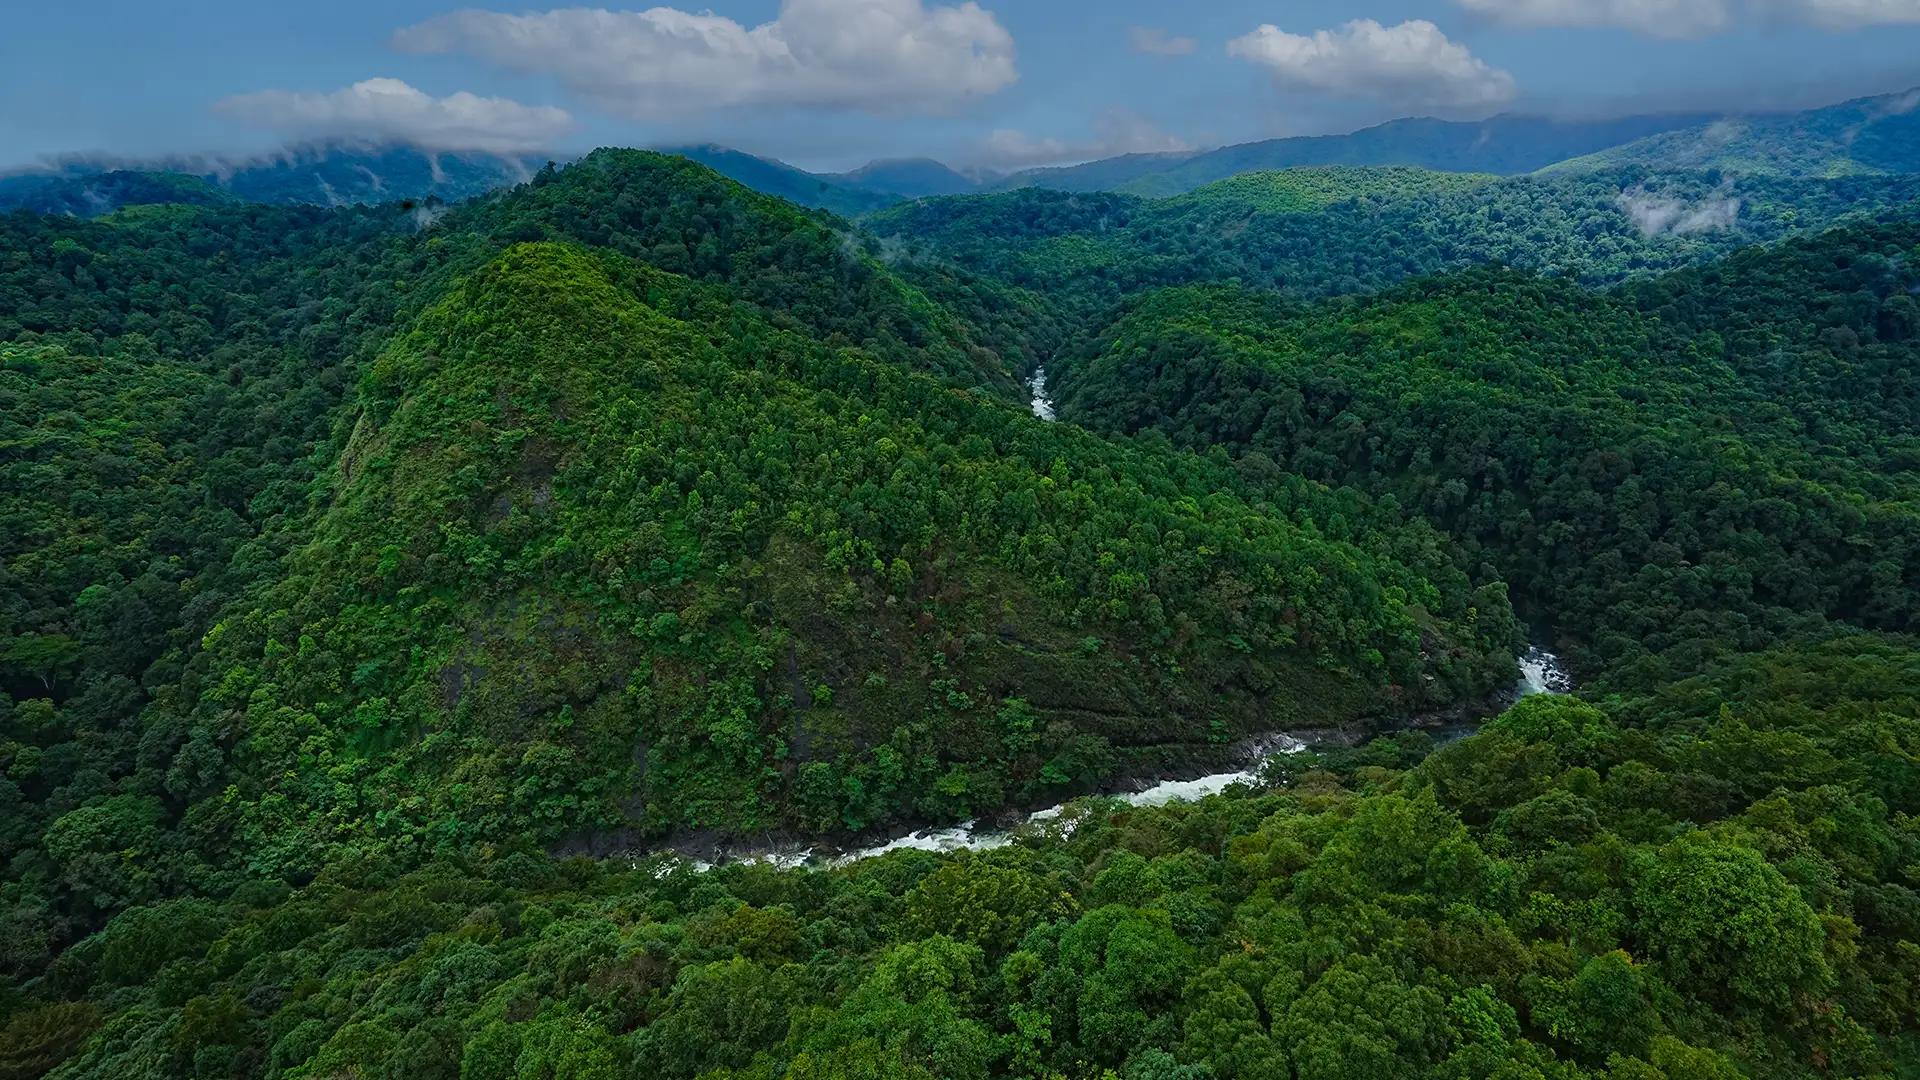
xmin=649 ymin=144 xmax=898 ymax=217
xmin=831 ymin=157 xmax=981 ymax=198
xmin=1549 ymin=87 xmax=1920 ymax=177
xmin=992 ymin=112 xmax=1721 ymax=197
xmin=6 ymin=86 xmax=1917 ymax=222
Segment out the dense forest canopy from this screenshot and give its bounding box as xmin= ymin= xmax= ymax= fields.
xmin=4 ymin=115 xmax=1920 ymax=1080
xmin=864 ymin=166 xmax=1920 ymax=313
xmin=1049 ymin=221 xmax=1920 ymax=686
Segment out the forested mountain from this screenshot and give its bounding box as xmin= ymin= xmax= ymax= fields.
xmin=1049 ymin=221 xmax=1920 ymax=686
xmin=867 ymin=165 xmax=1920 ymax=310
xmin=649 ymin=146 xmax=902 ymax=217
xmin=1554 ymin=87 xmax=1920 ymax=178
xmin=0 ymin=143 xmax=971 ymax=221
xmin=831 ymin=158 xmax=982 ymax=198
xmin=996 ymin=112 xmax=1717 ymax=196
xmin=6 ymin=125 xmax=1920 ymax=1080
xmin=0 ymin=147 xmax=1518 ymax=1009
xmin=0 ymin=172 xmax=239 ymax=217
xmin=0 ymin=146 xmax=538 ymax=215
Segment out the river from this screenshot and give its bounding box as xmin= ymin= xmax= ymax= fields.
xmin=1029 ymin=368 xmax=1056 ymax=421
xmin=646 ymin=649 xmax=1574 ymax=873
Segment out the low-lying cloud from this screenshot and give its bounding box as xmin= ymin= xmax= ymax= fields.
xmin=216 ymin=78 xmax=572 ymax=155
xmin=1228 ymin=19 xmax=1518 ymax=112
xmin=1618 ymin=186 xmax=1744 ymax=236
xmin=1457 ymin=0 xmax=1920 ymax=36
xmin=983 ymin=110 xmax=1194 ymax=169
xmin=393 ymin=0 xmax=1018 ymax=117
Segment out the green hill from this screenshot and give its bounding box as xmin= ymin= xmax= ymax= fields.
xmin=0 ymin=149 xmax=1518 ymax=923
xmin=1162 ymin=166 xmax=1497 ymax=214
xmin=164 ymin=240 xmax=1514 ymax=874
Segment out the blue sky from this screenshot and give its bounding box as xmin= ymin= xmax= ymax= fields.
xmin=5 ymin=0 xmax=1920 ymax=172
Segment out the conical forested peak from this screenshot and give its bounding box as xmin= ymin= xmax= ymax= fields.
xmin=444 ymin=149 xmax=1023 ymax=394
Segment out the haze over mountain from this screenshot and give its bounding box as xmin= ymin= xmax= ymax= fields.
xmin=0 ymin=145 xmax=536 ymax=215
xmin=14 ymin=89 xmax=1920 ymax=224
xmin=1551 ymin=87 xmax=1920 ymax=178
xmin=990 ymin=111 xmax=1722 ymax=196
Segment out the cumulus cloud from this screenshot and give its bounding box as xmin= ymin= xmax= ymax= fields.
xmin=1228 ymin=19 xmax=1517 ymax=111
xmin=1456 ymin=0 xmax=1920 ymax=35
xmin=215 ymin=78 xmax=572 ymax=155
xmin=983 ymin=109 xmax=1194 ymax=169
xmin=1131 ymin=26 xmax=1197 ymax=56
xmin=393 ymin=0 xmax=1017 ymax=116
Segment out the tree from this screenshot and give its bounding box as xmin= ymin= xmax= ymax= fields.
xmin=1634 ymin=833 xmax=1832 ymax=1011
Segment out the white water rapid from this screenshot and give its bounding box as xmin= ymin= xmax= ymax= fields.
xmin=1518 ymin=646 xmax=1574 ymax=696
xmin=1028 ymin=368 xmax=1056 ymax=421
xmin=649 ymin=649 xmax=1570 ymax=875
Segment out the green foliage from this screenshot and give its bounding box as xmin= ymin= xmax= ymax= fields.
xmin=177 ymin=240 xmax=1509 ymax=869
xmin=867 ymin=165 xmax=1920 ymax=313
xmin=1049 ymin=222 xmax=1920 ymax=678
xmin=7 ymin=129 xmax=1920 ymax=1080
xmin=16 ymin=640 xmax=1917 ymax=1079
xmin=1635 ymin=834 xmax=1832 ymax=1010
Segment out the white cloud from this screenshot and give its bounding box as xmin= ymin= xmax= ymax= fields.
xmin=216 ymin=78 xmax=573 ymax=155
xmin=984 ymin=109 xmax=1194 ymax=168
xmin=393 ymin=0 xmax=1017 ymax=117
xmin=1455 ymin=0 xmax=1732 ymax=37
xmin=1456 ymin=0 xmax=1920 ymax=35
xmin=1766 ymin=0 xmax=1920 ymax=28
xmin=1228 ymin=19 xmax=1518 ymax=111
xmin=1617 ymin=186 xmax=1742 ymax=235
xmin=1131 ymin=26 xmax=1198 ymax=56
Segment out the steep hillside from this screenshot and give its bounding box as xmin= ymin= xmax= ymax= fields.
xmin=159 ymin=241 xmax=1514 ymax=877
xmin=1554 ymin=87 xmax=1920 ymax=177
xmin=0 ymin=156 xmax=1521 ymax=938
